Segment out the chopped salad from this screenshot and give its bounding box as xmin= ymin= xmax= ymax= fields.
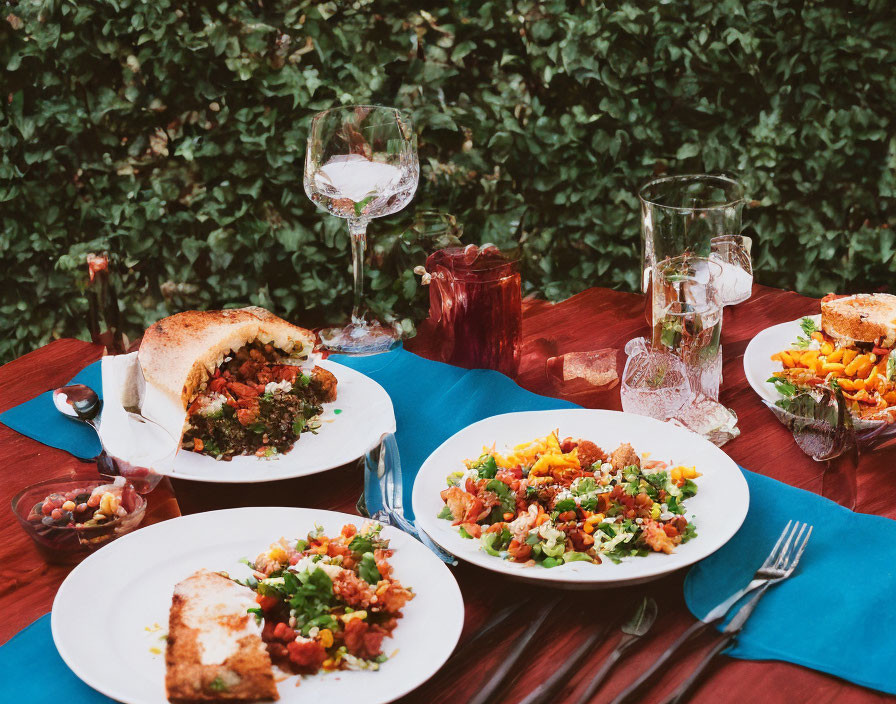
xmin=769 ymin=316 xmax=896 ymax=422
xmin=436 ymin=432 xmax=700 ymax=568
xmin=236 ymin=522 xmax=414 ymax=674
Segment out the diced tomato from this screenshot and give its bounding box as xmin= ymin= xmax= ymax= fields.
xmin=287 ymin=639 xmax=328 ymax=670
xmin=237 ymin=360 xmax=258 ymax=380
xmin=560 ymin=438 xmax=578 ymax=453
xmin=873 ymin=346 xmax=891 ymax=356
xmin=209 ymin=377 xmax=227 ymax=393
xmin=507 ymin=539 xmax=532 ymax=562
xmin=460 ymin=522 xmax=482 ymax=538
xmin=465 ymin=477 xmax=477 ymax=494
xmin=275 ymin=365 xmax=299 ymax=383
xmin=256 ymin=594 xmax=280 ymax=612
xmin=663 ymin=524 xmax=680 ymax=537
xmin=237 ymin=407 xmax=259 ymax=426
xmin=228 ymin=381 xmax=259 ymax=398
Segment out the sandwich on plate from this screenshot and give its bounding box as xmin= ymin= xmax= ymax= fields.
xmin=769 ymin=293 xmax=896 ymax=422
xmin=139 ymin=307 xmax=337 ymax=460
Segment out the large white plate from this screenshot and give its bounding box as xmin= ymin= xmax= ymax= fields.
xmin=101 ymin=357 xmax=395 ymax=483
xmin=412 ymin=409 xmax=749 ymax=588
xmin=52 ymin=507 xmax=464 ymax=704
xmin=743 ymin=315 xmax=820 ymax=406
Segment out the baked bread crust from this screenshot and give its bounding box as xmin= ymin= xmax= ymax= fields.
xmin=165 ymin=570 xmax=279 ymax=703
xmin=139 ymin=307 xmax=316 ymax=409
xmin=821 ymin=293 xmax=896 ymax=347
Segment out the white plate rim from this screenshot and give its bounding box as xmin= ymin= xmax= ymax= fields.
xmin=412 ymin=408 xmax=750 ymax=587
xmin=51 ymin=507 xmax=464 ymax=704
xmin=742 ymin=314 xmax=821 ymax=405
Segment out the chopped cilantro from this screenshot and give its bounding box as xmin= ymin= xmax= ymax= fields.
xmin=768 ymin=376 xmax=798 ymax=397
xmin=358 ymin=552 xmax=381 ymax=584
xmin=209 ymin=677 xmax=229 ymax=692
xmin=437 ymin=505 xmax=453 ymax=520
xmin=473 ymin=454 xmax=499 ymax=479
xmin=554 ymin=498 xmax=577 ymax=512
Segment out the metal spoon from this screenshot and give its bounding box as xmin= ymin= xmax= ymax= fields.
xmin=52 ymin=384 xmax=102 ymax=431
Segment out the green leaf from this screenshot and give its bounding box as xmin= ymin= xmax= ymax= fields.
xmin=358 ymin=552 xmax=381 ymax=584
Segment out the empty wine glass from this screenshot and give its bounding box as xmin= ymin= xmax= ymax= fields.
xmin=304 ymin=105 xmax=419 ymax=354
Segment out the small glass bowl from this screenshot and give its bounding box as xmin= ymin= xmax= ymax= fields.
xmin=12 ymin=476 xmax=147 ymax=564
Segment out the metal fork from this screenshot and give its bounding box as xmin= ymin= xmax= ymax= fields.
xmin=367 ymin=433 xmax=458 ymax=565
xmin=658 ymin=522 xmax=812 ymax=704
xmin=610 ymin=520 xmax=812 ymax=704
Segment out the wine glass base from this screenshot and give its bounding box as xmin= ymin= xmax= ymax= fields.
xmin=318 ymin=320 xmax=399 ymax=356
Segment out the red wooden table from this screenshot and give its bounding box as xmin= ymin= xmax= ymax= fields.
xmin=1 ymin=284 xmax=893 ymax=703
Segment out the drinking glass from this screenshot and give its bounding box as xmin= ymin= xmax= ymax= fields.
xmin=710 ymin=234 xmax=754 ymax=306
xmin=304 ymin=105 xmax=419 ymax=354
xmin=620 ymin=338 xmax=692 ymax=421
xmin=639 ymin=174 xmax=744 ymax=293
xmin=651 ymin=255 xmax=724 ymax=400
xmin=424 ymin=244 xmax=522 ymax=377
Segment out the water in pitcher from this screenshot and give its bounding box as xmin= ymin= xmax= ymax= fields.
xmin=425 ymin=245 xmax=522 ymax=377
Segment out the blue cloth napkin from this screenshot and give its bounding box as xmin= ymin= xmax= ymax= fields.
xmin=684 ymin=470 xmax=896 ymax=695
xmin=0 ymin=615 xmax=114 ymax=703
xmin=0 ymin=360 xmax=103 ymax=459
xmin=2 ymin=346 xmax=895 ymax=697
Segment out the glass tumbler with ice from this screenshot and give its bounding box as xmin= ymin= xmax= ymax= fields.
xmin=620 ymin=338 xmax=693 ymax=421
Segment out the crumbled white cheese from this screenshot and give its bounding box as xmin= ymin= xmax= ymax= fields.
xmin=264 ymin=379 xmax=293 ymax=395
xmin=554 ymin=488 xmax=574 ymax=503
xmin=659 ymin=512 xmax=675 ymax=521
xmin=199 ymin=393 xmax=228 ymax=417
xmin=291 ymin=555 xmax=344 ymax=580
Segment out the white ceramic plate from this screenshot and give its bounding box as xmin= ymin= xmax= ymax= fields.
xmin=101 ymin=357 xmax=395 ymax=483
xmin=412 ymin=409 xmax=749 ymax=588
xmin=742 ymin=315 xmax=820 ymax=406
xmin=52 ymin=507 xmax=464 ymax=704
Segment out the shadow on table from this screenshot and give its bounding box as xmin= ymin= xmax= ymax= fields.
xmin=169 ymin=458 xmax=366 ymax=515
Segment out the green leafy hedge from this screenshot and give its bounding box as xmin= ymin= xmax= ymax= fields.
xmin=1 ymin=0 xmax=894 ymax=363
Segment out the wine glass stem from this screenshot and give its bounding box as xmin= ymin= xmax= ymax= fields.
xmin=348 ymin=217 xmax=368 ymax=325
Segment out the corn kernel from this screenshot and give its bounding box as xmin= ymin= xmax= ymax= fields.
xmin=268 ymin=545 xmax=288 ymax=563
xmin=583 ymin=523 xmax=595 ymax=534
xmin=319 ymin=629 xmax=334 ymax=648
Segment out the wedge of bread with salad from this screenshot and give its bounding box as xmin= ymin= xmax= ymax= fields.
xmin=138 ymin=307 xmax=337 ymax=460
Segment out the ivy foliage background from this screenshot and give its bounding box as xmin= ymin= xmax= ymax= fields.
xmin=1 ymin=0 xmax=894 ymax=363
